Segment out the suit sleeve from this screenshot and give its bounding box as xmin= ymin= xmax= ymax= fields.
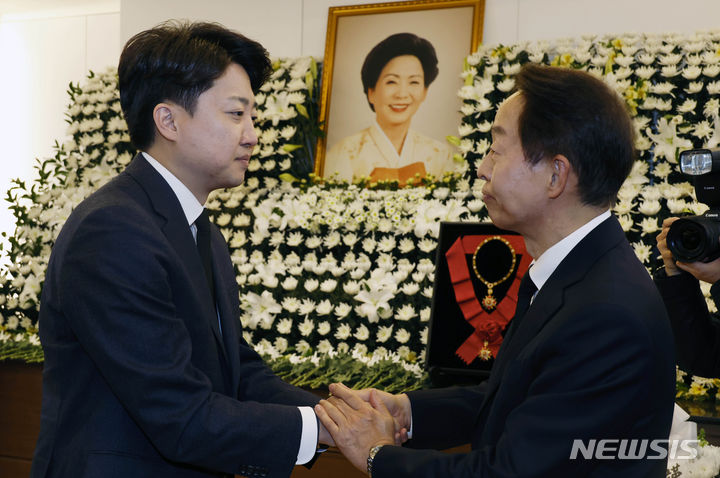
xmin=655 ymin=270 xmax=720 ymax=377
xmin=57 ymin=204 xmax=308 ymax=476
xmin=404 ymin=383 xmax=487 ymax=450
xmin=373 ymin=303 xmax=670 ymax=478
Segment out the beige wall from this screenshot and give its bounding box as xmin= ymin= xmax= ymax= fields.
xmin=3 ymin=0 xmax=720 ymax=243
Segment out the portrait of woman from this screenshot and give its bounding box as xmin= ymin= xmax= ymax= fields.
xmin=323 ymin=33 xmax=454 ymax=185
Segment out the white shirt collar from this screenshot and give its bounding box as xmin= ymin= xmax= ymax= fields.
xmin=142 ymin=152 xmax=204 ymax=226
xmin=528 ymin=210 xmax=611 ymax=292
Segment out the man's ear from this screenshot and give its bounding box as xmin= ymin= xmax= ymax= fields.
xmin=153 ymin=103 xmax=179 ymax=142
xmin=548 ymin=154 xmax=571 ymax=199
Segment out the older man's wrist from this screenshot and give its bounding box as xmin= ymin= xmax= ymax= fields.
xmin=367 ymin=444 xmax=384 ymax=477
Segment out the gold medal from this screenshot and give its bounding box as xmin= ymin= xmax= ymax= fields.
xmin=472 ymin=236 xmax=517 ymax=311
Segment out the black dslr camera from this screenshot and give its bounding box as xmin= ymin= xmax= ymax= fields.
xmin=667 ymin=148 xmax=720 ymax=262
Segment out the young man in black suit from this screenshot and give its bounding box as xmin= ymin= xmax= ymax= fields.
xmin=32 ymin=21 xmax=329 ymax=478
xmin=316 ymin=64 xmax=676 ymax=477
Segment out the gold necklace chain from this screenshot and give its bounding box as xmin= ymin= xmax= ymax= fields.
xmin=472 ymin=236 xmax=517 ymax=311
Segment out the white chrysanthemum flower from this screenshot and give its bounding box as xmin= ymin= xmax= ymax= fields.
xmin=306 ymin=236 xmax=322 ymax=249
xmin=396 ymin=304 xmax=417 ymax=321
xmin=638 ymin=200 xmax=662 ymax=216
xmin=401 ymin=282 xmax=420 ymax=296
xmin=639 ymin=217 xmax=660 ymax=235
xmin=316 ymin=314 xmax=332 ymax=333
xmin=281 ymin=297 xmax=301 ymax=313
xmin=653 ymin=162 xmax=673 ymax=179
xmin=377 ymin=236 xmax=396 ymax=252
xmin=320 ymin=279 xmax=337 ymax=293
xmin=617 ymin=214 xmax=635 ymax=232
xmin=281 ymin=277 xmax=298 ymax=291
xmin=335 ymin=324 xmax=352 ymax=340
xmin=694 ymin=120 xmax=714 ymax=140
xmin=354 ymin=324 xmax=370 ymax=341
xmin=661 ymin=65 xmax=680 ymax=78
xmin=299 ymin=298 xmax=317 ymax=316
xmin=632 ymin=242 xmax=652 ymax=264
xmin=394 ymin=328 xmax=411 ymax=344
xmin=315 ymin=339 xmax=333 ymax=355
xmin=704 ymin=65 xmax=720 ymax=78
xmin=636 ymin=52 xmax=655 ymax=65
xmin=343 ymin=280 xmax=361 ymax=295
xmin=708 ymin=81 xmax=720 ymax=95
xmin=682 ymin=65 xmax=702 ymax=80
xmin=497 ymin=78 xmax=515 ymax=92
xmin=350 ymin=268 xmax=366 ymax=280
xmin=690 ymin=201 xmax=710 ymax=215
xmin=613 ymin=198 xmax=635 ymax=216
xmin=303 ymin=279 xmax=319 ymax=292
xmin=376 ymin=325 xmax=394 ymax=343
xmin=287 ymin=265 xmax=303 ymax=276
xmin=334 ymin=303 xmax=352 ymax=319
xmin=274 ymin=337 xmax=288 ymax=353
xmin=343 ymin=233 xmax=359 ymax=246
xmin=295 ymin=340 xmax=311 ymax=354
xmin=678 ymin=98 xmax=697 ymax=113
xmin=685 ymin=81 xmax=704 ymax=94
xmin=634 ymin=66 xmax=655 ymax=80
xmin=418 ymin=238 xmax=437 ymax=253
xmin=460 ymin=103 xmax=475 ymax=116
xmin=398 ymin=238 xmax=415 ymax=253
xmin=666 ymin=199 xmax=689 ymax=214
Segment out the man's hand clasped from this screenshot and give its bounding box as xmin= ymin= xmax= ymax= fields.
xmin=314 ymin=383 xmax=412 ymax=473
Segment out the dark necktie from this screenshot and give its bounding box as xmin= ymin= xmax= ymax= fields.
xmin=512 ymin=272 xmax=537 ymax=325
xmin=195 ymin=209 xmax=215 ymax=300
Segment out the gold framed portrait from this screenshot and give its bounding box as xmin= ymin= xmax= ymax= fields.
xmin=314 ymin=0 xmax=485 ymax=184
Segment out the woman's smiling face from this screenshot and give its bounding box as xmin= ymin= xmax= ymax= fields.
xmin=368 ymin=55 xmax=428 ymax=129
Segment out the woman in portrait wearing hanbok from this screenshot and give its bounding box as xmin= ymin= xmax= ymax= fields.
xmin=324 ymin=33 xmax=454 ymax=185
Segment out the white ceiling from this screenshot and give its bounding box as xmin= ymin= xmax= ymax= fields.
xmin=0 ymin=0 xmax=119 ymax=19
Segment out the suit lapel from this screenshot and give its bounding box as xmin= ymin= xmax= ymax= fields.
xmin=124 ymin=155 xmax=229 ymax=364
xmin=476 ymin=216 xmax=627 ymax=417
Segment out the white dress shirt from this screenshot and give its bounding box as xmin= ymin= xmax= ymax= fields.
xmin=527 ymin=210 xmax=611 ymax=295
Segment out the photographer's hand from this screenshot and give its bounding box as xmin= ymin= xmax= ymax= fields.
xmin=657 ymin=218 xmax=720 ymax=284
xmin=656 ymin=218 xmax=683 ymax=276
xmin=676 ymin=254 xmax=720 ymax=284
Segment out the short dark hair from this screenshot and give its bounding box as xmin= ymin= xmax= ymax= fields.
xmin=514 ymin=64 xmax=635 ymax=207
xmin=360 ymin=33 xmax=439 ymax=111
xmin=118 ymin=20 xmax=272 ymax=150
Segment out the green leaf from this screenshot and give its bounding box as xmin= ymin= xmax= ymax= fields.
xmin=281 ymin=144 xmax=303 ymax=153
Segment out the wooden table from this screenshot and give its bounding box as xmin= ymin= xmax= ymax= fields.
xmin=0 ymin=361 xmax=377 ymax=478
xmin=3 ymin=361 xmax=716 ymax=477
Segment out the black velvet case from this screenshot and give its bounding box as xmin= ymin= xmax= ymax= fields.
xmin=425 ymin=222 xmax=530 ymax=387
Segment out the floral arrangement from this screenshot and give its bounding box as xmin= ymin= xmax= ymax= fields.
xmin=4 ymin=30 xmax=720 ymax=404
xmin=667 ymin=433 xmax=720 ymax=478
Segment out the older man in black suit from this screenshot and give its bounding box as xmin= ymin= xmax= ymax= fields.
xmin=316 ymin=64 xmax=676 ymax=477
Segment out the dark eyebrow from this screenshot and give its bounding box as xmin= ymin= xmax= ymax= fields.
xmin=491 ymin=125 xmax=506 ymax=136
xmin=228 ymin=96 xmax=251 ymax=107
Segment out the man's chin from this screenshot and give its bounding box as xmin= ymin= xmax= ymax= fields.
xmin=218 ymin=173 xmax=245 ymax=190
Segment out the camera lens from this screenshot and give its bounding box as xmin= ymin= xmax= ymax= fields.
xmin=678 ymin=226 xmax=702 ymax=251
xmin=667 ymin=217 xmax=720 ymax=262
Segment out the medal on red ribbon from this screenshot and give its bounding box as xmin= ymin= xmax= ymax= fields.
xmin=445 ymin=234 xmax=531 ymax=364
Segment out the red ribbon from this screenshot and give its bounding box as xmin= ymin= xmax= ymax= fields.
xmin=445 ymin=235 xmax=531 ymax=364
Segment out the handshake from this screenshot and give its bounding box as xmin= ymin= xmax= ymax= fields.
xmin=315 ymin=383 xmax=412 ymax=474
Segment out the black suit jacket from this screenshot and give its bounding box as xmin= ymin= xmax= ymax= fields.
xmin=375 ymin=217 xmax=676 ymax=477
xmin=655 ymin=269 xmax=720 ymax=377
xmin=31 ymin=155 xmax=320 ymax=478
